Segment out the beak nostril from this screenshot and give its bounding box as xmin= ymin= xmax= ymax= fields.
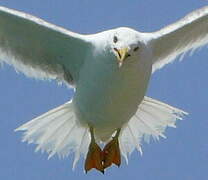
xmin=114 ymin=48 xmax=121 ymax=59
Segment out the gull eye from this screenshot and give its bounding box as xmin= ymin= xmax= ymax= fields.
xmin=133 ymin=46 xmax=139 ymax=52
xmin=113 ymin=36 xmax=118 ymax=43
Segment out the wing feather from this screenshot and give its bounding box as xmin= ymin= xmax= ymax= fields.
xmin=0 ymin=6 xmax=91 ymax=84
xmin=151 ymin=6 xmax=208 ymax=73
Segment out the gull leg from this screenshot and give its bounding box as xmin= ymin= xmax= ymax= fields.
xmin=103 ymin=129 xmax=121 ymax=169
xmin=84 ymin=127 xmax=104 ymax=174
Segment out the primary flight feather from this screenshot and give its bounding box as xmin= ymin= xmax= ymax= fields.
xmin=0 ymin=6 xmax=207 ymax=173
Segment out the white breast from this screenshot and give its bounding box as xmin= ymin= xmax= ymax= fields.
xmin=73 ymin=51 xmax=152 ymax=141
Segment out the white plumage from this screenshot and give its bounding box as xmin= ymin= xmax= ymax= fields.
xmin=0 ymin=6 xmax=207 ymax=171
xmin=151 ymin=6 xmax=208 ymax=72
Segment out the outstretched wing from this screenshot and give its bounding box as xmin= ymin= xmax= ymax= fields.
xmin=0 ymin=6 xmax=91 ymax=84
xmin=150 ymin=6 xmax=208 ymax=73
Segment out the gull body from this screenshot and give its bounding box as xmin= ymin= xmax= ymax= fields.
xmin=74 ymin=29 xmax=152 ymax=140
xmin=0 ymin=5 xmax=207 ymax=172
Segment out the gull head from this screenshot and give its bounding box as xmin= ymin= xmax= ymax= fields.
xmin=109 ymin=27 xmax=144 ymax=67
xmin=90 ymin=27 xmax=150 ymax=69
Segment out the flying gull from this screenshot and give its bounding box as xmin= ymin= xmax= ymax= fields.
xmin=0 ymin=6 xmax=207 ymax=173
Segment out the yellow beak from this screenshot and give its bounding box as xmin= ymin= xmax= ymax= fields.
xmin=114 ymin=47 xmax=130 ymax=67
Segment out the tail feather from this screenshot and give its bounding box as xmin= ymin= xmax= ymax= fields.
xmin=16 ymin=104 xmax=70 ymax=131
xmin=15 ymin=101 xmax=90 ymax=168
xmin=47 ymin=120 xmax=76 ymax=159
xmin=35 ymin=116 xmax=72 ymax=153
xmin=119 ymin=124 xmax=143 ymax=164
xmin=15 ymin=96 xmax=188 ymax=169
xmin=119 ymin=96 xmax=188 ymax=162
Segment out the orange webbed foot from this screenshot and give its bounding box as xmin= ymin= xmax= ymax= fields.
xmin=84 ymin=140 xmax=104 ymax=174
xmin=102 ymin=136 xmax=121 ymax=169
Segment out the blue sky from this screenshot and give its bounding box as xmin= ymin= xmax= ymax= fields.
xmin=0 ymin=0 xmax=207 ymax=179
